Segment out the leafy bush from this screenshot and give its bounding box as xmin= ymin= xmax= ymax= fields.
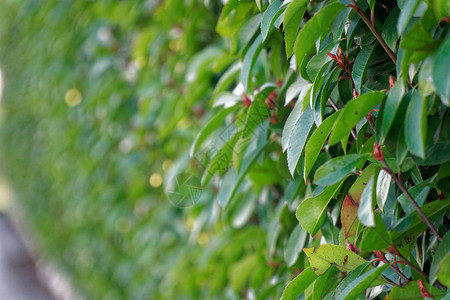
xmin=1 ymin=0 xmax=449 ymax=299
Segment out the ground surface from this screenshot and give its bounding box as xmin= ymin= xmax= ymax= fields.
xmin=0 ymin=215 xmax=53 ymax=300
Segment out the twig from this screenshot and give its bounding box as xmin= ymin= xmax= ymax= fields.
xmin=379 ymin=160 xmax=442 ymax=241
xmin=392 ymin=246 xmax=448 ymax=291
xmin=382 ymin=275 xmax=399 ymax=287
xmin=328 ymin=98 xmax=357 ymax=140
xmin=347 ymin=0 xmax=397 ymax=65
xmin=374 ymin=251 xmax=409 ymax=285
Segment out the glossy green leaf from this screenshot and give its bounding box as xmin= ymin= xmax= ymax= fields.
xmin=240 ymin=35 xmax=263 ymax=91
xmin=433 ymin=36 xmax=450 ymax=102
xmin=405 ymin=89 xmax=427 ymax=159
xmin=329 ymin=92 xmax=385 ymax=146
xmin=397 ymin=0 xmax=421 ymax=35
xmin=339 ymin=263 xmax=391 ymax=300
xmin=312 ymin=266 xmax=339 ymax=300
xmin=283 ymin=0 xmax=308 ymax=58
xmin=376 ymin=169 xmax=391 ymax=211
xmin=282 ymin=97 xmax=304 ymax=151
xmin=284 ymin=223 xmax=308 ymax=267
xmin=400 ymin=23 xmax=435 ymax=51
xmin=359 ymin=213 xmax=392 ymax=251
xmin=281 ymin=267 xmax=318 ymax=300
xmin=381 ymin=6 xmax=400 ymax=51
xmin=380 ymin=79 xmax=405 ymax=144
xmin=358 ymin=174 xmax=376 ymax=227
xmin=330 ymin=262 xmax=371 ymax=300
xmin=304 ymin=111 xmax=340 ymax=179
xmin=296 ymin=182 xmax=342 ymax=236
xmin=303 ymin=244 xmax=366 ymax=276
xmin=430 ymin=231 xmax=450 ymax=285
xmin=287 ymin=105 xmax=315 ymax=176
xmin=314 ymin=154 xmax=369 ymax=186
xmin=261 ymin=0 xmax=284 ymax=42
xmin=352 ymin=42 xmax=377 ymax=94
xmin=293 ymin=2 xmax=345 ymax=68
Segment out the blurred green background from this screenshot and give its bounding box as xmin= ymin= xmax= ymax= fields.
xmin=0 ymin=1 xmax=232 ymax=299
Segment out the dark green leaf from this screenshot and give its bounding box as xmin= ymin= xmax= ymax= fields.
xmin=352 ymin=42 xmax=377 ymax=94
xmin=281 ymin=267 xmax=318 ymax=300
xmin=433 ymin=36 xmax=450 ymax=102
xmin=405 ymin=89 xmax=427 ymax=158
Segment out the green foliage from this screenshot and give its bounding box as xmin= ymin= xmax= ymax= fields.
xmin=0 ymin=0 xmax=449 ymax=299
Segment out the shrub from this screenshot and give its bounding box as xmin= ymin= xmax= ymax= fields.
xmin=0 ymin=0 xmax=449 ymax=299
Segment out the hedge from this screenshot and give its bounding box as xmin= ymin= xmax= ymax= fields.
xmin=0 ymin=0 xmax=449 ymax=299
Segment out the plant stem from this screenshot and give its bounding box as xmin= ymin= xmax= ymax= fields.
xmin=348 ymin=0 xmax=397 ymax=65
xmin=393 ymin=246 xmax=448 ymax=291
xmin=379 ymin=160 xmax=443 ymax=241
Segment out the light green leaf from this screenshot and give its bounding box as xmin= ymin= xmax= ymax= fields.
xmin=296 ymin=182 xmax=343 ymax=236
xmin=285 ymin=223 xmax=308 ymax=267
xmin=433 ymin=36 xmax=450 ymax=102
xmin=312 ymin=266 xmax=339 ymax=300
xmin=282 ymin=97 xmax=304 ymax=151
xmin=405 ymin=89 xmax=427 ymax=159
xmin=352 ymin=42 xmax=377 ymax=94
xmin=304 ymin=111 xmax=340 ymax=179
xmin=281 ymin=267 xmax=318 ymax=300
xmin=287 ymin=105 xmax=315 ymax=176
xmin=285 ymin=76 xmax=312 ymax=106
xmin=329 ymin=92 xmax=385 ymax=146
xmin=240 ymin=35 xmax=263 ymax=91
xmin=376 ymin=169 xmax=391 ymax=211
xmin=314 ymin=154 xmax=369 ymax=186
xmin=261 ymin=0 xmax=285 ymax=42
xmin=213 ymin=62 xmax=242 ymax=96
xmin=303 ymin=244 xmax=366 ymax=276
xmin=339 ymin=263 xmax=391 ymax=300
xmin=358 ymin=174 xmax=376 ymax=227
xmin=190 ymin=106 xmax=238 ymax=157
xmin=293 ymin=2 xmax=345 ymax=68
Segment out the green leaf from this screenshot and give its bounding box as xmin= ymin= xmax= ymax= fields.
xmin=376 ymin=169 xmax=391 ymax=211
xmin=293 ymin=2 xmax=345 ymax=68
xmin=430 ymin=231 xmax=450 ymax=285
xmin=359 ymin=213 xmax=392 ymax=251
xmin=240 ymin=35 xmax=263 ymax=92
xmin=381 ymin=6 xmax=400 ymax=51
xmin=380 ymin=79 xmax=405 ymax=144
xmin=433 ymin=36 xmax=450 ymax=102
xmin=329 ymin=92 xmax=385 ymax=146
xmin=352 ymin=42 xmax=377 ymax=94
xmin=312 ymin=266 xmax=339 ymax=300
xmin=282 ymin=97 xmax=304 ymax=151
xmin=303 ymin=244 xmax=366 ymax=276
xmin=190 ymin=106 xmax=238 ymax=157
xmin=285 ymin=76 xmax=312 ymax=106
xmin=339 ymin=263 xmax=391 ymax=300
xmin=400 ymin=22 xmax=435 ymax=51
xmin=261 ymin=0 xmax=285 ymax=42
xmin=391 ymin=198 xmax=450 ymax=248
xmin=283 ymin=0 xmax=308 ymax=58
xmin=304 ymin=111 xmax=340 ymax=179
xmin=281 ymin=267 xmax=318 ymax=300
xmin=405 ymin=89 xmax=427 ymax=159
xmin=437 ymin=255 xmax=450 ymax=286
xmin=285 ymin=223 xmax=308 ymax=267
xmin=358 ymin=174 xmax=376 ymax=227
xmin=296 ymin=182 xmax=343 ymax=236
xmin=330 ymin=262 xmax=371 ymax=299
xmin=414 ymin=141 xmax=450 ymax=166
xmin=213 ymin=62 xmax=242 ymax=96
xmin=419 ymin=56 xmax=436 ymax=97
xmin=397 ymin=0 xmax=421 ymax=35
xmin=287 ymin=105 xmax=315 ymax=176
xmin=314 ymin=154 xmax=369 ymax=186
xmin=386 ymin=280 xmax=446 ymax=299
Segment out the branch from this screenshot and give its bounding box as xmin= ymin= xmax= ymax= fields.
xmin=375 ymin=153 xmax=443 ymax=241
xmin=348 ymin=0 xmax=397 ymax=65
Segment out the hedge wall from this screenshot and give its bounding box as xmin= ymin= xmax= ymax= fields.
xmin=0 ymin=0 xmax=449 ymax=299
